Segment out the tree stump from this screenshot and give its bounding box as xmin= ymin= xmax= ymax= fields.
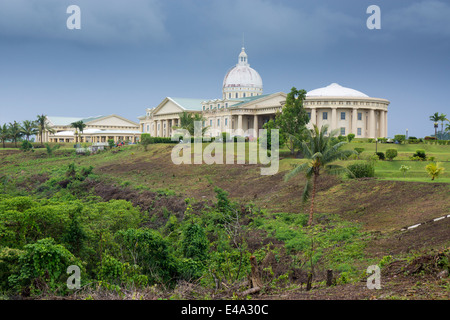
xmin=326 ymin=269 xmax=333 ymax=287
xmin=249 ymin=255 xmax=263 ymax=289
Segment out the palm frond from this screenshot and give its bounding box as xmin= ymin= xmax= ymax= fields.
xmin=302 ymin=178 xmax=312 ymax=203
xmin=284 ymin=161 xmax=311 ymax=182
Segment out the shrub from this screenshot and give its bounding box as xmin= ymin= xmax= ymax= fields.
xmin=354 ymin=148 xmax=364 ymax=159
xmin=347 ymin=133 xmax=355 ymax=143
xmin=108 ymin=139 xmax=115 ymax=149
xmin=8 ymin=238 xmax=81 ymax=294
xmin=181 ymin=223 xmax=209 ymax=261
xmin=385 ymin=149 xmax=398 ymax=161
xmin=375 ymin=152 xmax=385 ymax=160
xmin=20 ymin=140 xmax=33 ymax=152
xmin=115 ymin=228 xmax=178 ymax=284
xmin=347 ymin=162 xmax=375 ymax=178
xmin=412 ymin=149 xmax=426 ymax=160
xmin=140 ymin=133 xmax=153 ymax=151
xmin=394 ymin=135 xmax=406 ymax=144
xmin=425 ymin=162 xmax=445 ymax=181
xmin=399 ymin=165 xmax=411 ymax=177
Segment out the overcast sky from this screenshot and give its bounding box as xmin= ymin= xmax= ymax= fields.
xmin=0 ymin=0 xmax=449 ymax=138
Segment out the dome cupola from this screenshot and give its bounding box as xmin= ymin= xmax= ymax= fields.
xmin=222 ymin=47 xmax=263 ymax=99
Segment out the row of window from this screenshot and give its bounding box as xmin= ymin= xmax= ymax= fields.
xmin=307 ymin=112 xmax=364 ymax=121
xmin=340 ymin=127 xmax=363 ymax=136
xmin=204 ymin=103 xmax=229 ymax=111
xmin=209 ymin=118 xmax=228 ymax=127
xmin=306 ymin=101 xmax=382 ymax=106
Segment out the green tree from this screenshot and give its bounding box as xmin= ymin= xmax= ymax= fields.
xmin=174 ymin=111 xmax=208 ymax=137
xmin=0 ymin=124 xmax=10 ymax=148
xmin=8 ymin=121 xmax=22 ymax=148
xmin=36 ymin=115 xmax=55 ymax=145
xmin=385 ymin=149 xmax=398 ymax=161
xmin=429 ymin=112 xmax=440 ymax=139
xmin=425 ymin=162 xmax=445 ymax=181
xmin=438 ymin=113 xmax=448 ymax=138
xmin=70 ymin=121 xmax=86 ymax=144
xmin=285 ymin=124 xmax=356 ymax=226
xmin=140 ymin=133 xmax=153 ymax=151
xmin=347 ymin=133 xmax=355 ymax=143
xmin=275 ymin=87 xmax=309 ymax=155
xmin=20 ymin=120 xmax=38 ymax=142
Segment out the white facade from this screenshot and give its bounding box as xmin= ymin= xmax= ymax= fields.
xmin=139 ymin=49 xmax=390 ymax=139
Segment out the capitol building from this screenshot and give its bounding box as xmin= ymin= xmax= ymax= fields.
xmin=138 ymin=47 xmax=390 ymax=139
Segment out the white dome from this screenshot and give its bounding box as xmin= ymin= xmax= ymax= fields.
xmin=223 ymin=65 xmax=263 ymax=89
xmin=306 ymin=83 xmax=369 ymax=98
xmin=223 ymin=48 xmax=263 ymax=90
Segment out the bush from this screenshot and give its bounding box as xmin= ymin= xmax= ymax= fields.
xmin=8 ymin=238 xmax=81 ymax=294
xmin=347 ymin=134 xmax=355 ymax=143
xmin=20 ymin=140 xmax=33 ymax=152
xmin=394 ymin=135 xmax=406 ymax=144
xmin=181 ymin=223 xmax=209 ymax=261
xmin=375 ymin=152 xmax=385 ymax=160
xmin=347 ymin=162 xmax=375 ymax=178
xmin=412 ymin=149 xmax=426 ymax=160
xmin=385 ymin=149 xmax=398 ymax=161
xmin=354 ymin=147 xmax=364 ymax=156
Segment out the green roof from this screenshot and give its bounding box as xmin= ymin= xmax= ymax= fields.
xmin=229 ymin=94 xmax=272 ymax=108
xmin=169 ymin=97 xmax=205 ymax=111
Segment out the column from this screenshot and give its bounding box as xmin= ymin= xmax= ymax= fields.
xmin=380 ymin=110 xmax=386 ymax=138
xmin=369 ymin=109 xmax=376 ymax=138
xmin=237 ymin=114 xmax=243 ymax=135
xmin=310 ymin=108 xmax=316 ymax=126
xmin=253 ymin=114 xmax=259 ymax=138
xmin=159 ymin=120 xmax=163 ymax=137
xmin=331 ymin=108 xmax=337 ymax=131
xmin=384 ymin=111 xmax=388 ymax=138
xmin=352 ymin=108 xmax=358 ymax=136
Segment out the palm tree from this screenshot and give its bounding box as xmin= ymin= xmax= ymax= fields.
xmin=425 ymin=162 xmax=445 ymax=181
xmin=438 ymin=113 xmax=448 ymax=138
xmin=20 ymin=120 xmax=38 ymax=141
xmin=284 ymin=124 xmax=356 ymax=226
xmin=0 ymin=124 xmax=10 ymax=148
xmin=70 ymin=121 xmax=86 ymax=144
xmin=36 ymin=114 xmax=55 ymax=145
xmin=8 ymin=121 xmax=22 ymax=148
xmin=429 ymin=112 xmax=440 ymax=139
xmin=174 ymin=111 xmax=208 ymax=137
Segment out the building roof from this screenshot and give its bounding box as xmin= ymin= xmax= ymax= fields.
xmin=306 ymin=83 xmax=369 ymax=98
xmin=53 ymin=129 xmax=141 ymax=136
xmin=47 ymin=115 xmax=104 ymax=126
xmin=229 ymin=94 xmax=272 ymax=108
xmin=223 ymin=48 xmax=263 ymax=89
xmin=169 ymin=97 xmax=205 ymax=111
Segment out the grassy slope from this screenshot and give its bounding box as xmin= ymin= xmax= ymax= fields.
xmin=1 ymin=143 xmax=449 ymax=299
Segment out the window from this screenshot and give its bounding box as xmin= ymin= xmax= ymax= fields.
xmin=357 ymin=128 xmax=362 ymax=136
xmin=307 ymin=112 xmax=311 ymax=119
xmin=323 ymin=112 xmax=328 ymax=120
xmin=146 ymin=125 xmax=149 ymax=132
xmin=203 ymin=106 xmax=205 ymax=111
xmin=217 ymin=119 xmax=220 ymax=126
xmin=358 ymin=112 xmax=362 ymax=121
xmin=340 ymin=127 xmax=346 ymax=136
xmin=218 ymin=104 xmax=220 ymax=108
xmin=225 ymin=118 xmax=228 ymax=126
xmin=243 ymin=93 xmax=246 ymax=98
xmin=225 ymin=103 xmax=228 ymax=108
xmin=236 ymin=93 xmax=238 ymax=98
xmin=229 ymin=93 xmax=231 ymax=99
xmin=210 ymin=120 xmax=212 ymax=126
xmin=341 ymin=112 xmax=346 ymax=120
